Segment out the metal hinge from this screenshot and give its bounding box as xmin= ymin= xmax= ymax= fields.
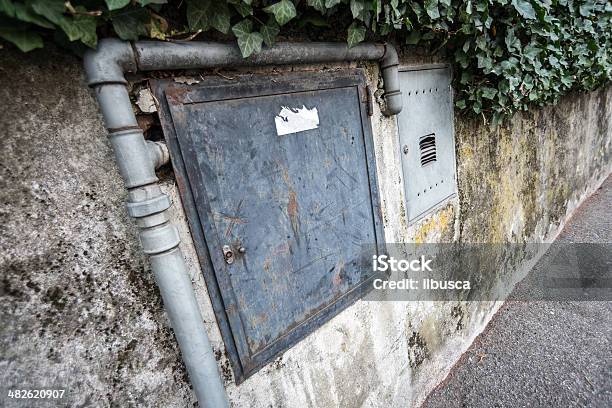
xmin=365 ymin=85 xmax=374 ymax=116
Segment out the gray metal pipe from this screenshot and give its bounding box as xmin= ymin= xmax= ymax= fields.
xmin=147 ymin=141 xmax=170 ymax=169
xmin=83 ymin=37 xmax=403 ymax=408
xmin=379 ymin=44 xmax=402 ymax=116
xmin=133 ymin=41 xmax=402 ymax=115
xmin=150 ymin=248 xmax=226 ymax=403
xmin=84 ymin=41 xmax=229 ymax=408
xmin=134 ymin=41 xmax=385 ymax=69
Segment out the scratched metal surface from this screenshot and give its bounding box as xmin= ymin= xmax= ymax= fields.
xmin=156 ymin=70 xmax=384 ymax=380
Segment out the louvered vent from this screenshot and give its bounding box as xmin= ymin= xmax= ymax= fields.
xmin=419 ymin=134 xmax=437 ymax=166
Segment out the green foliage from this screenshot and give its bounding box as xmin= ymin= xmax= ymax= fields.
xmin=0 ymin=0 xmax=610 ymax=124
xmin=232 ymin=18 xmax=263 ymax=57
xmin=264 ymin=0 xmax=296 ymax=25
xmin=347 ymin=21 xmax=366 ymax=48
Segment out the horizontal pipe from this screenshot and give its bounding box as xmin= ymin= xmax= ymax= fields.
xmin=134 ymin=41 xmax=385 ymax=70
xmin=133 ymin=41 xmax=402 ymax=115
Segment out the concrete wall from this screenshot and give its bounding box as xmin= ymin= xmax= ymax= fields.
xmin=0 ymin=45 xmax=610 ymax=407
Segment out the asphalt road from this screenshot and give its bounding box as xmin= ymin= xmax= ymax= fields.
xmin=422 ymin=175 xmax=612 ymax=408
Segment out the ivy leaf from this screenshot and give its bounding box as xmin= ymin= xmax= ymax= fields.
xmin=0 ymin=25 xmax=43 ymax=52
xmin=578 ymin=2 xmax=594 ymax=17
xmin=186 ymin=0 xmax=231 ymax=34
xmin=505 ymin=28 xmax=520 ymax=53
xmin=307 ymin=0 xmax=326 ymax=13
xmin=229 ymin=0 xmax=253 ymax=17
xmin=424 ymin=0 xmax=440 ymax=19
xmin=186 ymin=0 xmax=213 ymax=31
xmin=231 ymin=18 xmax=253 ymax=37
xmin=232 ymin=19 xmax=263 ymax=57
xmin=210 ymin=2 xmax=231 ymax=34
xmin=264 ymin=0 xmax=297 ymax=26
xmin=138 ymin=0 xmax=168 ymax=5
xmin=347 ymin=21 xmax=365 ymax=48
xmin=465 ymin=0 xmax=472 ymax=14
xmin=29 ymin=0 xmax=65 ymax=25
xmin=325 ymin=0 xmax=342 ymax=7
xmin=58 ymin=7 xmax=97 ymax=48
xmin=350 ymin=0 xmax=365 ymax=19
xmin=476 ymin=52 xmax=493 ymax=71
xmin=13 ymin=3 xmax=54 ymax=29
xmin=237 ymin=32 xmax=263 ymax=57
xmin=260 ymin=18 xmax=280 ymax=47
xmin=481 ymin=87 xmax=498 ymax=99
xmin=522 ymin=43 xmax=540 ymax=60
xmin=0 ymin=0 xmax=16 ymax=17
xmin=105 ymin=0 xmax=130 ymax=11
xmin=512 ymin=0 xmax=536 ymax=19
xmin=111 ymin=8 xmax=149 ymax=41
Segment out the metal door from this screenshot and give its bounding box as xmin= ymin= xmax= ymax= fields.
xmin=397 ymin=65 xmax=457 ymax=222
xmin=153 ymin=69 xmax=384 ymax=381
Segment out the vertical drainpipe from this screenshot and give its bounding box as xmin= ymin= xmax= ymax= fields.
xmin=84 ymin=39 xmax=229 ymax=408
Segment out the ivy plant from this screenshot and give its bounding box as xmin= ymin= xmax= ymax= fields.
xmin=0 ymin=0 xmax=610 ymax=125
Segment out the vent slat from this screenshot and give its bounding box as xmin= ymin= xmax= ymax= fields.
xmin=419 ymin=134 xmax=437 ymax=167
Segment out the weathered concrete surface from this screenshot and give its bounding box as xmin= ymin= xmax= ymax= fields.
xmin=423 ymin=175 xmax=612 ymax=408
xmin=403 ymin=84 xmax=611 ymax=407
xmin=0 ymin=47 xmax=196 ymax=407
xmin=0 ymin=43 xmax=610 ymax=408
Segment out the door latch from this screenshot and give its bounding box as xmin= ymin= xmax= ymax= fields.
xmin=222 ymin=245 xmax=234 ymax=264
xmin=223 ymin=245 xmax=246 ymax=264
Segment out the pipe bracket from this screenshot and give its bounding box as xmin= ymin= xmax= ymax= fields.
xmin=127 ymin=194 xmax=171 ymax=218
xmin=140 ymin=223 xmax=181 ymax=255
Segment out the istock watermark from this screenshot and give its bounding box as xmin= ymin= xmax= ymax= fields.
xmin=371 ymin=254 xmax=470 ymax=291
xmin=359 ymin=243 xmax=612 ymax=302
xmin=372 ymin=254 xmax=433 ymax=272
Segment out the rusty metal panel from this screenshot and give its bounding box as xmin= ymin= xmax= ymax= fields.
xmin=152 ymin=69 xmax=384 ymax=381
xmin=397 ymin=65 xmax=457 ymax=222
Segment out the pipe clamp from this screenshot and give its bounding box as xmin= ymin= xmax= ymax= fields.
xmin=140 ymin=223 xmax=180 ymax=255
xmin=127 ymin=194 xmax=171 ymax=218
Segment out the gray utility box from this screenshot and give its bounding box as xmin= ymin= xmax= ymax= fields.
xmin=152 ymin=69 xmax=384 ymax=382
xmin=397 ymin=65 xmax=457 ymax=222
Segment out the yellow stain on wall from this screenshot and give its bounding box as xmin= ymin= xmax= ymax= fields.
xmin=413 ymin=204 xmax=455 ymax=244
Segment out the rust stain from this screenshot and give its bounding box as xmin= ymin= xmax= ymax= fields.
xmin=287 ymin=189 xmax=300 ymax=238
xmin=277 ymin=161 xmax=301 ymax=240
xmin=332 ymin=259 xmax=345 ymax=286
xmin=165 ymin=86 xmax=190 ymax=104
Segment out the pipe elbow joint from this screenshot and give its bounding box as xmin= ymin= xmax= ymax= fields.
xmin=84 ymin=38 xmax=137 ymax=87
xmin=381 ymin=43 xmax=399 ymax=69
xmin=380 ymin=43 xmax=402 ymax=116
xmin=147 ymin=141 xmax=170 ymax=170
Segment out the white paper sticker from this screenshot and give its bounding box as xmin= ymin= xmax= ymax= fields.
xmin=274 ymin=105 xmax=320 ymax=136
